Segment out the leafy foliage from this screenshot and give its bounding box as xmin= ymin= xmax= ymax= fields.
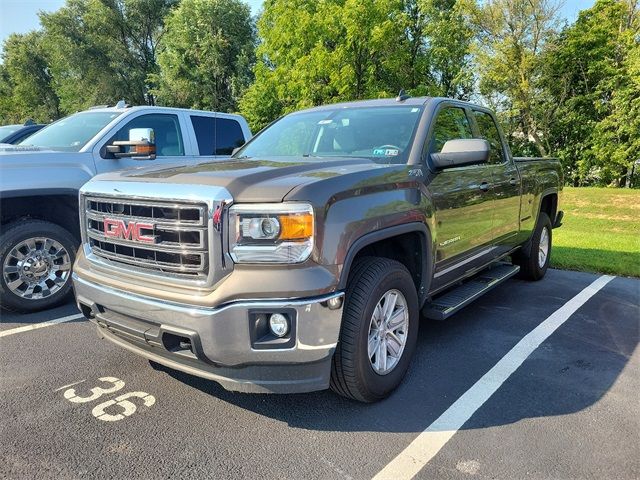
xmin=0 ymin=0 xmax=637 ymax=187
xmin=466 ymin=0 xmax=563 ymax=157
xmin=0 ymin=31 xmax=60 ymax=123
xmin=40 ymin=0 xmax=176 ymax=112
xmin=151 ymin=0 xmax=255 ymax=111
xmin=240 ymin=0 xmax=475 ymax=131
xmin=540 ymin=0 xmax=639 ymax=186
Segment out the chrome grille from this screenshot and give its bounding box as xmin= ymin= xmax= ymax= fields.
xmin=83 ymin=196 xmax=209 ymax=277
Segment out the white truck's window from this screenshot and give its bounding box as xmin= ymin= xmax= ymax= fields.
xmin=190 ymin=116 xmax=245 ymax=156
xmin=215 ymin=118 xmax=245 ymax=155
xmin=113 ymin=114 xmax=184 ymax=156
xmin=19 ymin=111 xmax=122 ymax=152
xmin=190 ymin=115 xmax=215 ymax=155
xmin=473 ymin=110 xmax=505 ymax=164
xmin=430 ymin=107 xmax=474 ymax=153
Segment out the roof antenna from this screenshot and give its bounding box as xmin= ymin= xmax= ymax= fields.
xmin=396 ymin=89 xmax=410 ymax=102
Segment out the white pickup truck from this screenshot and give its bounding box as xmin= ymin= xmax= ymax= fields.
xmin=0 ymin=103 xmax=251 ymax=312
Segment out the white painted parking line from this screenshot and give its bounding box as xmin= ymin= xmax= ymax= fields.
xmin=374 ymin=274 xmax=615 ymax=480
xmin=0 ymin=313 xmax=85 ymax=338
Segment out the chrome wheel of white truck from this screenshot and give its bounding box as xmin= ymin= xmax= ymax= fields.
xmin=0 ymin=220 xmax=76 ymax=312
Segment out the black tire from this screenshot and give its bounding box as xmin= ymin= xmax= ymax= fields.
xmin=513 ymin=212 xmax=552 ymax=281
xmin=0 ymin=219 xmax=77 ymax=312
xmin=330 ymin=257 xmax=419 ymax=402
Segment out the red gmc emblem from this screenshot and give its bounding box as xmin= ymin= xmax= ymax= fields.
xmin=103 ymin=218 xmax=155 ymax=243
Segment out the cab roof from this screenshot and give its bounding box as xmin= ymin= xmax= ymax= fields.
xmin=302 ymin=96 xmax=432 ymax=112
xmin=79 ymin=105 xmax=245 ymax=118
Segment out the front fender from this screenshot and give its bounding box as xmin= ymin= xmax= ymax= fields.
xmin=315 ymin=184 xmax=433 ymax=301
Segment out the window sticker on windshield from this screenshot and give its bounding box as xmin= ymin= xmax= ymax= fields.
xmin=318 ymin=120 xmax=333 ymax=125
xmin=373 ymin=148 xmax=400 ymax=157
xmin=411 ymin=108 xmax=419 ymax=112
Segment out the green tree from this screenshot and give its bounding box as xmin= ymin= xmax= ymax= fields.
xmin=541 ymin=0 xmax=639 ymax=186
xmin=240 ymin=0 xmax=475 ymax=131
xmin=0 ymin=31 xmax=60 ymax=123
xmin=151 ymin=0 xmax=255 ymax=112
xmin=420 ymin=0 xmax=475 ymax=98
xmin=468 ymin=0 xmax=563 ymax=156
xmin=593 ymin=38 xmax=640 ymax=187
xmin=40 ymin=0 xmax=176 ymax=113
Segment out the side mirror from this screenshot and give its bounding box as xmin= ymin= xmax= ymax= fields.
xmin=106 ymin=128 xmax=156 ymax=160
xmin=431 ymin=139 xmax=490 ymax=169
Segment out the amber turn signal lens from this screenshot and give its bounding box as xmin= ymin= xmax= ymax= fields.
xmin=279 ymin=213 xmax=313 ymax=240
xmin=135 ymin=144 xmax=155 ymax=155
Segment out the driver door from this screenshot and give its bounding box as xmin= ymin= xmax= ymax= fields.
xmin=425 ymin=105 xmax=496 ymax=288
xmin=94 ymin=113 xmax=192 ymax=173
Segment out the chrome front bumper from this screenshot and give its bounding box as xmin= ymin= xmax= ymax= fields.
xmin=73 ymin=273 xmax=345 ymax=393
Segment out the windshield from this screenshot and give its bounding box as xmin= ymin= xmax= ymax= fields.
xmin=0 ymin=125 xmax=20 ymax=141
xmin=236 ymin=105 xmax=423 ymax=164
xmin=19 ymin=111 xmax=122 ymax=152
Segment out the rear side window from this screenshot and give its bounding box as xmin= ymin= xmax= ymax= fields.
xmin=191 ymin=116 xmax=245 ymax=155
xmin=113 ymin=114 xmax=184 ymax=157
xmin=215 ymin=118 xmax=245 ymax=155
xmin=190 ymin=115 xmax=215 ymax=155
xmin=473 ymin=110 xmax=505 ymax=164
xmin=429 ymin=107 xmax=473 ymax=153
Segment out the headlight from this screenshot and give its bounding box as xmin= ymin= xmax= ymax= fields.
xmin=228 ymin=203 xmax=314 ymax=263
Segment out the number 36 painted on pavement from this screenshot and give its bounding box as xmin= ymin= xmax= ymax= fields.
xmin=62 ymin=377 xmax=155 ymax=422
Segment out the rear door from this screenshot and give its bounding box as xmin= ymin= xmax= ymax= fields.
xmin=471 ymin=109 xmax=521 ymax=251
xmin=425 ymin=104 xmax=497 ymax=288
xmin=189 ymin=114 xmax=247 ymax=161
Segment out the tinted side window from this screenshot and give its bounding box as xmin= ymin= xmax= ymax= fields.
xmin=190 ymin=115 xmax=215 ymax=155
xmin=473 ymin=111 xmax=505 ymax=164
xmin=429 ymin=107 xmax=473 ymax=153
xmin=215 ymin=118 xmax=245 ymax=155
xmin=113 ymin=114 xmax=184 ymax=156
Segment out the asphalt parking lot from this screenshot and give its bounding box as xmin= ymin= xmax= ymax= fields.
xmin=1 ymin=268 xmax=638 ymax=479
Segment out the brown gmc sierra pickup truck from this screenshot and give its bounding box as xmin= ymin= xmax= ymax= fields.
xmin=73 ymin=96 xmax=563 ymax=402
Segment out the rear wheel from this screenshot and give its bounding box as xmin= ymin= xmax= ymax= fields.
xmin=330 ymin=257 xmax=419 ymax=402
xmin=0 ymin=220 xmax=76 ymax=312
xmin=513 ymin=211 xmax=552 ymax=281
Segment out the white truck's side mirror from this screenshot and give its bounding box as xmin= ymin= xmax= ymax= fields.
xmin=106 ymin=128 xmax=156 ymax=160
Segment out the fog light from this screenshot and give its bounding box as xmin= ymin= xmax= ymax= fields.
xmin=327 ymin=295 xmax=343 ymax=310
xmin=269 ymin=313 xmax=289 ymax=337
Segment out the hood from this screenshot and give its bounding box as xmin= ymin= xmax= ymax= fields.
xmin=0 ymin=145 xmax=63 ymax=155
xmin=0 ymin=146 xmax=79 ymax=167
xmin=91 ymin=157 xmax=394 ymax=202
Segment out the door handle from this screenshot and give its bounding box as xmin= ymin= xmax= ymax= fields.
xmin=509 ymin=178 xmax=518 ymax=186
xmin=479 ymin=182 xmax=490 ymax=192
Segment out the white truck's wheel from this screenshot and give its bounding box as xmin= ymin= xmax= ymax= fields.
xmin=0 ymin=220 xmax=76 ymax=312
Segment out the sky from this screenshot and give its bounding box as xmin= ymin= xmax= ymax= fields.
xmin=0 ymin=0 xmax=595 ymax=56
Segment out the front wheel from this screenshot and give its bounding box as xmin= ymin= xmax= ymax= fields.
xmin=513 ymin=211 xmax=552 ymax=281
xmin=0 ymin=220 xmax=76 ymax=312
xmin=330 ymin=257 xmax=419 ymax=402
